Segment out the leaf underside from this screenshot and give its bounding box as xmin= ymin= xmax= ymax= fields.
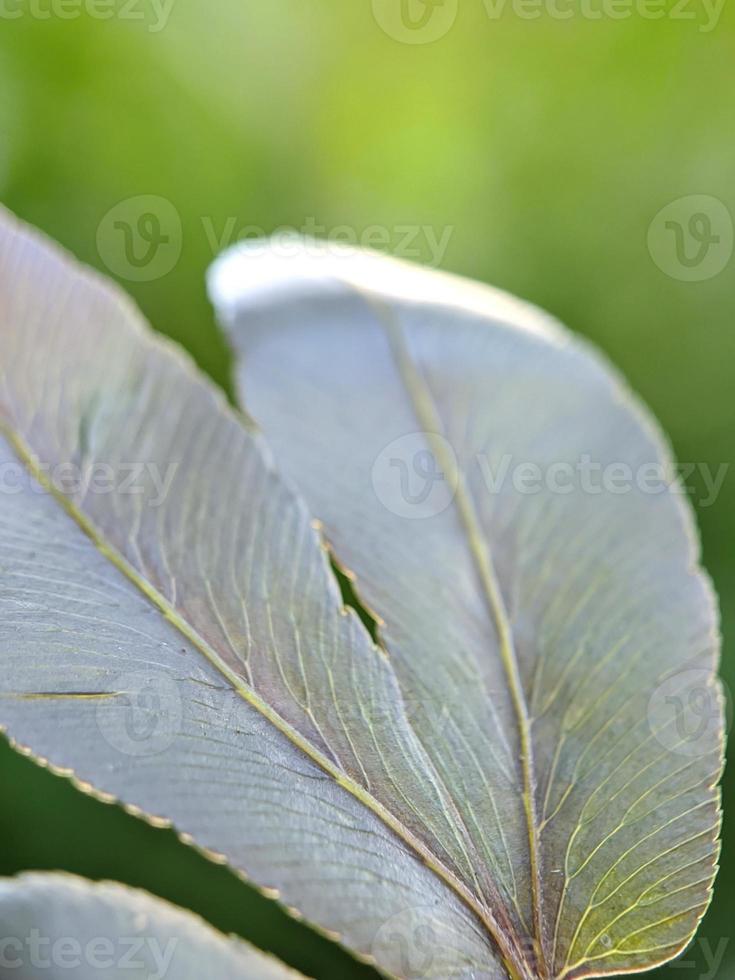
xmin=0 ymin=873 xmax=308 ymax=978
xmin=0 ymin=208 xmax=723 ymax=980
xmin=210 ymin=239 xmax=724 ymax=980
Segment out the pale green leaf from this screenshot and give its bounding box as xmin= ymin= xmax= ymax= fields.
xmin=0 ymin=873 xmax=307 ymax=978
xmin=0 ymin=207 xmax=508 ymax=980
xmin=210 ymin=238 xmax=724 ymax=980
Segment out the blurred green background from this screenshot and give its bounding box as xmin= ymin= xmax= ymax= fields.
xmin=0 ymin=3 xmax=732 ymax=978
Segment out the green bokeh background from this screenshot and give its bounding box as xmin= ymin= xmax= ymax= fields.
xmin=0 ymin=4 xmax=732 ymax=978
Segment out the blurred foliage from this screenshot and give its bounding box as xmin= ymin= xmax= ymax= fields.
xmin=0 ymin=4 xmax=732 ymax=977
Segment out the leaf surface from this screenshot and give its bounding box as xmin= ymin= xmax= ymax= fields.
xmin=0 ymin=873 xmax=307 ymax=978
xmin=0 ymin=207 xmax=508 ymax=980
xmin=210 ymin=238 xmax=724 ymax=980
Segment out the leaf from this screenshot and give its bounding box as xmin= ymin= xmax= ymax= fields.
xmin=0 ymin=206 xmax=509 ymax=980
xmin=0 ymin=872 xmax=307 ymax=978
xmin=209 ymin=238 xmax=724 ymax=980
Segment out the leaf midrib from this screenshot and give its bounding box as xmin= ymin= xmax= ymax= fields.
xmin=0 ymin=415 xmax=530 ymax=980
xmin=353 ymin=288 xmax=548 ymax=979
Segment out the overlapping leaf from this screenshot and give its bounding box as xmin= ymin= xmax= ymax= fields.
xmin=0 ymin=208 xmax=514 ymax=979
xmin=0 ymin=873 xmax=307 ymax=978
xmin=210 ymin=238 xmax=724 ymax=980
